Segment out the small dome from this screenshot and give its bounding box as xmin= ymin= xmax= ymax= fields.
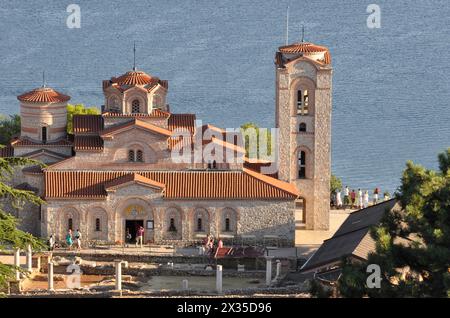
xmin=113 ymin=70 xmax=154 ymax=86
xmin=17 ymin=87 xmax=71 ymax=103
xmin=278 ymin=42 xmax=331 ymax=64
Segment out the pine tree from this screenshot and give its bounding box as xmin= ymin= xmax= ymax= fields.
xmin=338 ymin=148 xmax=450 ymax=297
xmin=0 ymin=149 xmax=46 ymax=292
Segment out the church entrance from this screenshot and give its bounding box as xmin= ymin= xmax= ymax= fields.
xmin=125 ymin=219 xmax=144 ymax=243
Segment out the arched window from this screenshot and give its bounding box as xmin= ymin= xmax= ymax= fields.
xmin=197 ymin=218 xmax=203 ymax=232
xmin=298 ymin=151 xmax=306 ymax=179
xmin=136 ymin=150 xmax=143 ymax=162
xmin=68 ymin=218 xmax=73 ymax=230
xmin=297 ymin=89 xmax=309 ymax=115
xmin=169 ymin=218 xmax=176 ymax=232
xmin=41 ymin=126 xmax=47 ymax=143
xmin=225 ymin=218 xmax=231 ymax=232
xmin=128 ymin=150 xmax=135 ymax=162
xmin=95 ymin=218 xmax=101 ymax=232
xmin=299 ymin=123 xmax=307 ymax=132
xmin=131 ymin=99 xmax=140 ymax=113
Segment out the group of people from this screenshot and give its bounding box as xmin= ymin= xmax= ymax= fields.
xmin=333 ymin=186 xmax=391 ymax=209
xmin=65 ymin=229 xmax=82 ymax=250
xmin=125 ymin=226 xmax=145 ymax=248
xmin=202 ymin=234 xmax=223 ymax=257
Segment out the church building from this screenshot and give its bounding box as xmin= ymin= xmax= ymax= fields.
xmin=0 ymin=41 xmax=332 ymax=246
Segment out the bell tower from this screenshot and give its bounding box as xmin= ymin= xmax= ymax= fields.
xmin=275 ymin=41 xmax=332 ymax=230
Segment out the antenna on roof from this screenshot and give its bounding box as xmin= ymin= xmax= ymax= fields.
xmin=133 ymin=41 xmax=136 ymax=71
xmin=301 ymin=24 xmax=305 ymax=42
xmin=285 ymin=5 xmax=290 ymax=45
xmin=42 ymin=71 xmax=46 ymax=88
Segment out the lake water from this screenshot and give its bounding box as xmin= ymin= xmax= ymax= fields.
xmin=0 ymin=0 xmax=449 ymax=193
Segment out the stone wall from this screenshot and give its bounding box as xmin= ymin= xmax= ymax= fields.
xmin=42 ymin=183 xmax=295 ymax=246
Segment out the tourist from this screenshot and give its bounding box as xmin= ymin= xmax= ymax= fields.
xmin=373 ymin=187 xmax=380 ymax=205
xmin=48 ymin=235 xmax=55 ymax=251
xmin=136 ymin=226 xmax=144 ymax=248
xmin=363 ymin=190 xmax=369 ymax=208
xmin=336 ymin=189 xmax=342 ymax=209
xmin=218 ymin=238 xmax=224 ymax=249
xmin=75 ymin=229 xmax=82 ymax=250
xmin=357 ymin=189 xmax=363 ymax=209
xmin=343 ymin=186 xmax=350 ymax=208
xmin=125 ymin=228 xmax=132 ymax=247
xmin=350 ymin=189 xmax=356 ymax=208
xmin=66 ymin=229 xmax=73 ymax=250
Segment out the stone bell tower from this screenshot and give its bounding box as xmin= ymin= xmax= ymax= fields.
xmin=275 ymin=41 xmax=332 ymax=230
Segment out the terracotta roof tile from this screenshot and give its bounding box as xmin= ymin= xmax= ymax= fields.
xmin=18 ymin=87 xmax=71 ymax=103
xmin=100 ymin=119 xmax=172 ymax=138
xmin=73 ymin=115 xmax=103 ymax=134
xmin=278 ymin=42 xmax=331 ymax=65
xmin=44 ymin=170 xmax=298 ymax=200
xmin=102 ymin=109 xmax=170 ymax=119
xmin=74 ymin=135 xmax=104 ymax=151
xmin=113 ymin=70 xmax=154 ymax=86
xmin=11 ymin=137 xmax=72 ymax=147
xmin=168 ymin=114 xmax=196 ymax=134
xmin=105 ymin=173 xmax=165 ymax=191
xmin=0 ymin=145 xmax=14 ymax=157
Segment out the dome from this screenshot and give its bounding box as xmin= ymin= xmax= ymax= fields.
xmin=278 ymin=42 xmax=331 ymax=64
xmin=113 ymin=70 xmax=154 ymax=86
xmin=17 ymin=87 xmax=71 ymax=103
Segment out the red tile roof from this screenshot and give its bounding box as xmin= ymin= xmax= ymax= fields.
xmin=114 ymin=70 xmax=154 ymax=86
xmin=105 ymin=173 xmax=165 ymax=191
xmin=168 ymin=114 xmax=196 ymax=134
xmin=17 ymin=87 xmax=71 ymax=103
xmin=74 ymin=135 xmax=104 ymax=151
xmin=44 ymin=169 xmax=299 ymax=200
xmin=73 ymin=115 xmax=104 ymax=134
xmin=0 ymin=145 xmax=14 ymax=157
xmin=102 ymin=109 xmax=170 ymax=119
xmin=100 ymin=118 xmax=172 ymax=138
xmin=11 ymin=137 xmax=73 ymax=147
xmin=278 ymin=42 xmax=331 ymax=64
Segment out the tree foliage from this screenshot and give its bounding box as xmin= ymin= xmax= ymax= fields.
xmin=338 ymin=148 xmax=450 ymax=298
xmin=67 ymin=104 xmax=100 ymax=134
xmin=330 ymin=174 xmax=342 ymax=195
xmin=0 ymin=115 xmax=20 ymax=145
xmin=0 ymin=150 xmax=46 ymax=291
xmin=240 ymin=122 xmax=272 ymax=159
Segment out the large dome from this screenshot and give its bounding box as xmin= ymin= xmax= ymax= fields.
xmin=17 ymin=87 xmax=71 ymax=103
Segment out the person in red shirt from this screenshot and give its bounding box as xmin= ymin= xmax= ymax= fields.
xmin=135 ymin=226 xmax=144 ymax=248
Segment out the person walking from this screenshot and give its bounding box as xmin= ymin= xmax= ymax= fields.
xmin=336 ymin=189 xmax=343 ymax=209
xmin=74 ymin=229 xmax=82 ymax=250
xmin=373 ymin=187 xmax=380 ymax=205
xmin=363 ymin=190 xmax=369 ymax=208
xmin=357 ymin=189 xmax=363 ymax=209
xmin=66 ymin=229 xmax=73 ymax=250
xmin=350 ymin=189 xmax=356 ymax=208
xmin=136 ymin=226 xmax=144 ymax=248
xmin=48 ymin=235 xmax=55 ymax=251
xmin=344 ymin=186 xmax=350 ymax=208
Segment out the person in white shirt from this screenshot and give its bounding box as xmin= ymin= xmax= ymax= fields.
xmin=336 ymin=189 xmax=343 ymax=208
xmin=363 ymin=190 xmax=369 ymax=208
xmin=74 ymin=229 xmax=82 ymax=250
xmin=344 ymin=186 xmax=350 ymax=208
xmin=358 ymin=189 xmax=363 ymax=209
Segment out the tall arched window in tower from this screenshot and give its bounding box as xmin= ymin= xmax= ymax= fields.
xmin=131 ymin=99 xmax=140 ymax=113
xmin=299 ymin=123 xmax=307 ymax=132
xmin=297 ymin=89 xmax=309 ymax=115
xmin=41 ymin=126 xmax=47 ymax=143
xmin=298 ymin=150 xmax=306 ymax=179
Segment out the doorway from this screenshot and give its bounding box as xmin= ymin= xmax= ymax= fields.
xmin=125 ymin=220 xmax=144 ymax=243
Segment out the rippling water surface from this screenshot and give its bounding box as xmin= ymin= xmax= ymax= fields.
xmin=0 ymin=0 xmax=449 ymax=193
